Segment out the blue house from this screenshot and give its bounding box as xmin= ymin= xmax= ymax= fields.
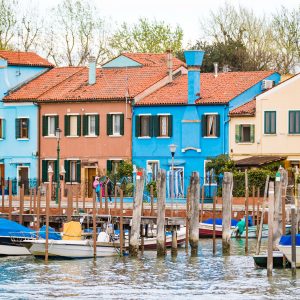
xmin=132 ymin=50 xmax=280 ymax=198
xmin=0 ymin=51 xmax=53 ymax=192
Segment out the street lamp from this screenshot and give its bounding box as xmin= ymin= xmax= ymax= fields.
xmin=169 ymin=144 xmax=177 ymax=203
xmin=55 ymin=128 xmax=62 ymax=204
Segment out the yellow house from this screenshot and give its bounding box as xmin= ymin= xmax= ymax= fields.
xmin=229 ymin=73 xmax=300 ymax=170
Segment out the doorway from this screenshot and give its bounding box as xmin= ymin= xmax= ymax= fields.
xmin=18 ymin=166 xmax=29 ymax=194
xmin=85 ymin=167 xmax=96 ymax=197
xmin=0 ymin=164 xmax=4 ymax=194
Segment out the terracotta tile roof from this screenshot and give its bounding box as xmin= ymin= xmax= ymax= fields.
xmin=235 ymin=156 xmax=286 ymax=167
xmin=137 ymin=71 xmax=276 ymax=106
xmin=122 ymin=52 xmax=184 ymax=67
xmin=229 ymin=99 xmax=256 ymax=116
xmin=0 ymin=50 xmax=53 ymax=67
xmin=4 ymin=63 xmax=180 ymax=102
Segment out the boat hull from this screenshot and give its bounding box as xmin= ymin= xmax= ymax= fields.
xmin=199 ymin=223 xmax=230 ymax=238
xmin=23 ymin=240 xmax=119 ymax=259
xmin=277 ymin=245 xmax=300 ymax=267
xmin=0 ymin=236 xmax=31 ymax=256
xmin=253 ymin=251 xmax=290 ymax=268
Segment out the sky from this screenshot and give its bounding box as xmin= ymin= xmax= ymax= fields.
xmin=25 ymin=0 xmax=300 ymax=45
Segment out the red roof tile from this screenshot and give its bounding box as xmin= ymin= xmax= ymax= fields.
xmin=0 ymin=50 xmax=53 ymax=67
xmin=137 ymin=71 xmax=275 ymax=106
xmin=229 ymin=99 xmax=256 ymax=116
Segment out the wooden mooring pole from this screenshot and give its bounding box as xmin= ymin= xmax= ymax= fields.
xmin=1 ymin=179 xmax=4 ymax=212
xmin=212 ymin=193 xmax=216 ymax=255
xmin=267 ymin=181 xmax=275 ymax=277
xmin=222 ymin=172 xmax=233 ymax=255
xmin=189 ymin=172 xmax=200 ymax=256
xmin=129 ymin=169 xmax=144 ymax=257
xmin=256 ymin=187 xmax=260 ymax=238
xmin=157 ymin=169 xmax=166 ymax=257
xmin=150 ymin=185 xmax=154 ymax=217
xmin=291 ymin=197 xmax=297 ymax=277
xmin=245 ymin=170 xmax=249 ymax=254
xmin=273 ymin=171 xmax=283 ymax=249
xmin=185 ymin=187 xmax=190 ymax=252
xmin=19 ymin=184 xmax=24 ymax=225
xmin=92 ymin=190 xmax=97 ymax=258
xmin=8 ymin=180 xmax=12 ymax=220
xmin=120 ymin=189 xmax=124 ymax=256
xmin=200 ymin=185 xmax=204 ymax=223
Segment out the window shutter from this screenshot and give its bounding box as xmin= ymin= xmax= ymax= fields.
xmin=64 ymin=160 xmax=70 ymax=182
xmin=42 ymin=116 xmax=48 ymax=136
xmin=64 ymin=115 xmax=70 ymax=136
xmin=2 ymin=119 xmax=6 ymax=139
xmin=107 ymin=114 xmax=112 ymax=135
xmin=250 ymin=125 xmax=255 ymax=143
xmin=77 ymin=115 xmax=81 ymax=136
xmin=26 ymin=119 xmax=29 ymax=139
xmin=120 ymin=113 xmax=124 ymax=135
xmin=54 ymin=160 xmax=58 ymax=182
xmin=55 ymin=116 xmax=59 ymax=131
xmin=149 ymin=116 xmax=153 ymax=137
xmin=215 ymin=115 xmax=220 ymax=137
xmin=95 ymin=114 xmax=99 ymax=136
xmin=201 ymin=115 xmax=207 ymax=137
xmin=42 ymin=160 xmax=48 ymax=182
xmin=152 ymin=115 xmax=159 ymax=137
xmin=106 ymin=160 xmax=112 ymax=173
xmin=15 ymin=119 xmax=20 ymax=139
xmin=135 ymin=116 xmax=140 ymax=137
xmin=83 ymin=115 xmax=88 ymax=136
xmin=76 ymin=160 xmax=81 ymax=183
xmin=235 ymin=125 xmax=241 ymax=143
xmin=168 ymin=115 xmax=173 ymax=137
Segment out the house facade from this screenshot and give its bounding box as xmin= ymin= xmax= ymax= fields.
xmin=0 ymin=51 xmax=53 ymax=192
xmin=132 ymin=50 xmax=281 ymax=197
xmin=229 ymin=73 xmax=300 ymax=171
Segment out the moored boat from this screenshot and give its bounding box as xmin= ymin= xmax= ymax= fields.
xmin=199 ymin=218 xmax=238 ymax=238
xmin=253 ymin=251 xmax=290 ymax=268
xmin=277 ymin=234 xmax=300 ymax=267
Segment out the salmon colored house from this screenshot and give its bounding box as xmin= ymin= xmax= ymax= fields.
xmin=4 ymin=53 xmax=185 ymax=195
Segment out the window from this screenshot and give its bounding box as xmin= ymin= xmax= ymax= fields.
xmin=202 ymin=114 xmax=220 ymax=137
xmin=42 ymin=115 xmax=58 ymax=137
xmin=235 ymin=124 xmax=255 ymax=143
xmin=16 ymin=118 xmax=29 ymax=139
xmin=147 ymin=161 xmax=159 ymax=181
xmin=65 ymin=115 xmax=81 ymax=137
xmin=141 ymin=116 xmax=150 ymax=137
xmin=167 ymin=167 xmax=184 ymax=198
xmin=107 ymin=114 xmax=124 ymax=136
xmin=289 ymin=111 xmax=300 ymax=134
xmin=64 ymin=160 xmax=81 ymax=183
xmin=204 ymin=160 xmax=217 ymax=185
xmin=0 ymin=119 xmax=5 ymax=139
xmin=42 ymin=160 xmax=58 ymax=182
xmin=107 ymin=160 xmax=123 ymax=175
xmin=264 ymin=111 xmax=276 ymax=134
xmin=159 ymin=116 xmax=168 ymax=137
xmin=83 ymin=114 xmax=99 ymax=136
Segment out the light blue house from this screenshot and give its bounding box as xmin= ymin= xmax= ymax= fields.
xmin=0 ymin=51 xmax=53 ymax=193
xmin=132 ymin=50 xmax=280 ymax=198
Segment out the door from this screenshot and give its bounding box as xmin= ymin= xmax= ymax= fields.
xmin=18 ymin=167 xmax=29 ymax=195
xmin=87 ymin=168 xmax=96 ymax=198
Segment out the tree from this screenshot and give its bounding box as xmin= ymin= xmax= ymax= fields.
xmin=109 ymin=18 xmax=183 ymax=54
xmin=0 ymin=0 xmax=17 ymax=50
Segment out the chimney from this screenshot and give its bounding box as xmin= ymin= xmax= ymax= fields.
xmin=184 ymin=50 xmax=205 ymax=104
xmin=167 ymin=50 xmax=173 ymax=83
xmin=0 ymin=58 xmax=11 ymax=98
xmin=88 ymin=56 xmax=96 ymax=85
xmin=213 ymin=62 xmax=218 ymax=77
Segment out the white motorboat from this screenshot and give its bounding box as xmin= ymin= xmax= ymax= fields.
xmin=277 ymin=234 xmax=300 ymax=267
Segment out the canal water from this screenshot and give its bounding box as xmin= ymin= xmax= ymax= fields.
xmin=0 ymin=239 xmax=299 ymax=299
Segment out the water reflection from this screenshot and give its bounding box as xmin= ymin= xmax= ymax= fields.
xmin=0 ymin=239 xmax=299 ymax=299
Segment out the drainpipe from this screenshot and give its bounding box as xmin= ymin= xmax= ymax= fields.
xmin=37 ymin=103 xmax=41 ymax=183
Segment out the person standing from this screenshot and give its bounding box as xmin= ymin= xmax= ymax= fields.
xmin=105 ymin=176 xmax=113 ymax=203
xmin=93 ymin=176 xmax=101 ymax=202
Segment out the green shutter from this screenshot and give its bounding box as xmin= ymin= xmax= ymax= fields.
xmin=168 ymin=115 xmax=173 ymax=137
xmin=64 ymin=160 xmax=70 ymax=182
xmin=201 ymin=115 xmax=207 ymax=137
xmin=235 ymin=125 xmax=241 ymax=143
xmin=215 ymin=115 xmax=220 ymax=137
xmin=107 ymin=114 xmax=112 ymax=135
xmin=64 ymin=115 xmax=70 ymax=136
xmin=1 ymin=119 xmax=5 ymax=139
xmin=83 ymin=115 xmax=88 ymax=136
xmin=120 ymin=113 xmax=124 ymax=135
xmin=54 ymin=160 xmax=58 ymax=182
xmin=26 ymin=119 xmax=29 ymax=138
xmin=149 ymin=116 xmax=153 ymax=137
xmin=250 ymin=125 xmax=255 ymax=143
xmin=55 ymin=116 xmax=59 ymax=131
xmin=42 ymin=116 xmax=48 ymax=136
xmin=77 ymin=115 xmax=81 ymax=136
xmin=95 ymin=114 xmax=100 ymax=136
xmin=42 ymin=160 xmax=48 ymax=182
xmin=76 ymin=160 xmax=81 ymax=183
xmin=107 ymin=160 xmax=112 ymax=173
xmin=153 ymin=115 xmax=159 ymax=137
xmin=135 ymin=116 xmax=140 ymax=137
xmin=15 ymin=119 xmax=20 ymax=139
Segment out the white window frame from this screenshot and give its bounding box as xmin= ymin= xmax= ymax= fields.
xmin=205 ymin=114 xmax=217 ymax=138
xmin=47 ymin=115 xmax=56 ymax=137
xmin=17 ymin=117 xmax=30 ymax=140
xmin=146 ymin=160 xmax=160 ymax=181
xmin=263 ymin=110 xmax=277 ymax=135
xmin=204 ymin=160 xmax=217 ymax=186
xmin=69 ymin=115 xmax=78 ymax=137
xmin=112 ymin=114 xmax=121 ymax=136
xmin=168 ymin=166 xmax=185 ymax=198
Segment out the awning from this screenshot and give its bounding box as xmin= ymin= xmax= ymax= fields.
xmin=235 ymin=156 xmax=286 ymax=167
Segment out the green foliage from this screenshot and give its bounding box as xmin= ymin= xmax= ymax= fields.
xmin=116 ymin=160 xmax=133 ymax=178
xmin=124 ymin=183 xmax=134 ymax=197
xmin=146 ymin=181 xmax=157 ymax=197
xmin=110 ymin=18 xmax=183 ymax=54
xmin=206 ymin=155 xmax=236 ymax=176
